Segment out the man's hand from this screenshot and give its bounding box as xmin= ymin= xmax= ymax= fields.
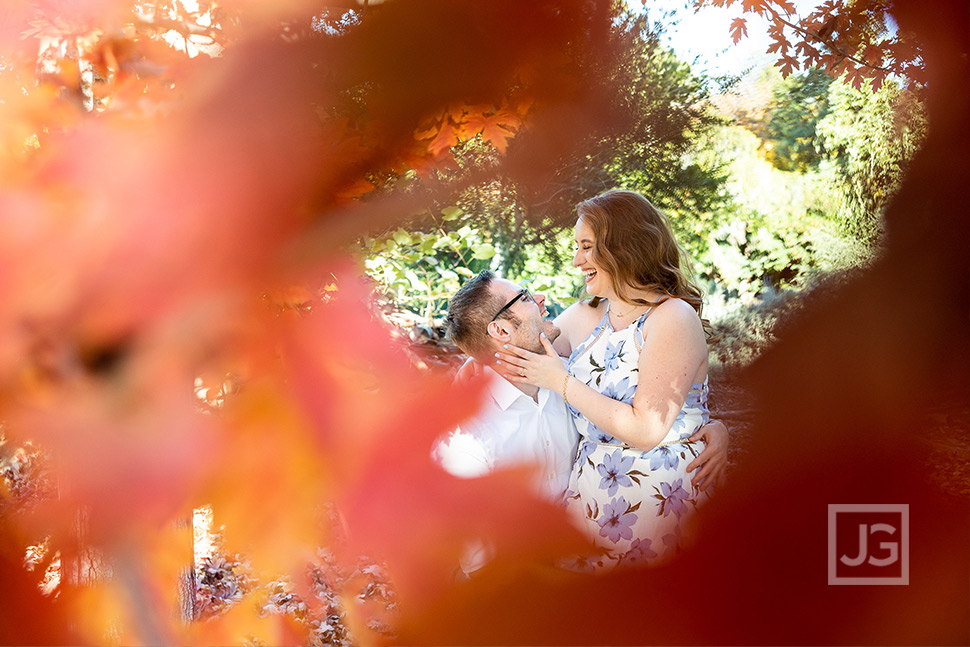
xmin=686 ymin=419 xmax=729 ymax=492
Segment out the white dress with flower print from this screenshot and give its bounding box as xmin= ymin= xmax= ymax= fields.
xmin=562 ymin=307 xmax=710 ymax=571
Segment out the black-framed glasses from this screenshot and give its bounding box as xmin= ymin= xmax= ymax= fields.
xmin=491 ymin=288 xmax=533 ymax=322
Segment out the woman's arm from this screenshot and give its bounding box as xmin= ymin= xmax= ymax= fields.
xmin=496 ymin=299 xmax=707 ymax=451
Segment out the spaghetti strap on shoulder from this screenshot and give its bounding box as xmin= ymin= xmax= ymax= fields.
xmin=633 ymin=294 xmax=666 ymax=351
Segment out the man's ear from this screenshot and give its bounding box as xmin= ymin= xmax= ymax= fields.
xmin=486 ymin=319 xmax=513 ymax=342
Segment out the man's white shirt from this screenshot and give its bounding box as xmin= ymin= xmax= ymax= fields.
xmin=435 ymin=363 xmax=579 ymax=502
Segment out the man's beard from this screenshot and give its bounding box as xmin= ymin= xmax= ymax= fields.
xmin=541 ymin=320 xmax=561 ymax=343
xmin=519 ymin=321 xmax=560 ymax=353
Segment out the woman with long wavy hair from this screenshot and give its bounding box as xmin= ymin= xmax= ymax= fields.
xmin=495 ymin=190 xmax=713 ymax=571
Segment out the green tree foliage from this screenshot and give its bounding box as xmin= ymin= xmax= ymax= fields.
xmin=707 ymin=62 xmax=927 ymax=301
xmin=362 ymin=4 xmax=730 ymax=314
xmin=507 ymin=5 xmax=729 ymax=251
xmin=760 ymin=68 xmax=833 ymax=172
xmin=410 ymin=5 xmax=728 ymax=274
xmin=696 ymin=126 xmax=822 ymax=299
xmin=816 ymin=78 xmax=927 ymax=242
xmin=356 ymin=207 xmax=495 ymax=324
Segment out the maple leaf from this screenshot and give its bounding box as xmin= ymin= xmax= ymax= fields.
xmin=454 ymin=115 xmax=481 ymax=140
xmin=729 ymin=17 xmax=748 ymax=44
xmin=862 ymin=44 xmax=883 ymax=66
xmin=845 ymin=66 xmax=868 ymax=91
xmin=462 ymin=110 xmax=521 ymax=154
xmin=447 ymin=103 xmax=474 ymax=124
xmin=777 ymin=54 xmax=796 ymax=77
xmin=741 ymin=0 xmax=767 ymax=16
xmin=870 ymin=73 xmax=885 ymax=93
xmin=826 ymin=57 xmax=850 ymax=78
xmin=427 ymin=122 xmax=458 ymax=158
xmin=413 ymin=121 xmax=438 ymax=141
xmin=795 ymin=41 xmax=820 ymax=60
xmin=766 ymin=39 xmax=786 ymax=55
xmin=335 ymin=178 xmax=376 ymax=203
xmin=774 ymin=0 xmax=796 ymax=13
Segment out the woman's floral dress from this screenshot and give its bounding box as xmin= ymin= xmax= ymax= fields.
xmin=562 ymin=308 xmax=710 ymax=571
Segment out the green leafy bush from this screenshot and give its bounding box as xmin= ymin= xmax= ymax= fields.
xmin=816 ymin=77 xmax=927 ymax=243
xmin=356 ymin=207 xmax=496 ymax=324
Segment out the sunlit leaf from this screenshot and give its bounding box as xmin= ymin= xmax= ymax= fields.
xmin=472 ymin=243 xmax=496 ymax=260
xmin=729 ymin=17 xmax=748 ymax=44
xmin=441 ymin=206 xmax=463 ymax=220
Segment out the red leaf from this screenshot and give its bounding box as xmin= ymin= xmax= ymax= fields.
xmin=862 ymin=44 xmax=883 ymax=67
xmin=846 ymin=68 xmax=867 ymax=91
xmin=729 ymin=17 xmax=748 ymax=44
xmin=870 ymin=72 xmax=885 ymax=93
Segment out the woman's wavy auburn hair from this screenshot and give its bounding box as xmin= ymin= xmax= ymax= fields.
xmin=577 ymin=190 xmax=713 ymax=337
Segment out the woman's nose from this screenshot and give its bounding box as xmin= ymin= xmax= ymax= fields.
xmin=572 ymin=249 xmax=582 ymax=266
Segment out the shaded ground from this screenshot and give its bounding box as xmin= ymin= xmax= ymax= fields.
xmin=704 ymin=279 xmax=970 ymax=501
xmin=709 ymin=364 xmax=970 ymax=500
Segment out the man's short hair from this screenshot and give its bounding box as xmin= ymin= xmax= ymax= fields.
xmin=445 ymin=270 xmax=513 ymax=358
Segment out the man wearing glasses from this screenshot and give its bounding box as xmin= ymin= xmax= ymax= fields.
xmin=438 ymin=269 xmax=728 ymax=514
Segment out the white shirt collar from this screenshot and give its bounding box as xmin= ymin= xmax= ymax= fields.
xmin=483 ymin=365 xmax=535 ymax=411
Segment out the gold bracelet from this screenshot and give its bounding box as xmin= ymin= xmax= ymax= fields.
xmin=562 ymin=372 xmax=572 ymax=405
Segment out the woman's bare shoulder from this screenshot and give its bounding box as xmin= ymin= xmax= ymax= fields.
xmin=555 ymin=298 xmax=605 ymax=325
xmin=555 ymin=298 xmax=606 ymax=345
xmin=646 ymin=297 xmax=704 ymax=332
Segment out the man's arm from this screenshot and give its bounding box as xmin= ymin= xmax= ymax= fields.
xmin=685 ymin=419 xmax=729 ymax=492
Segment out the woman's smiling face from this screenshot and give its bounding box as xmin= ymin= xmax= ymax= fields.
xmin=572 ymin=217 xmax=612 ymax=299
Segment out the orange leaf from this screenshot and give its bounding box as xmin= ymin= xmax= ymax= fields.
xmin=463 ymin=111 xmax=520 ymax=154
xmin=447 ymin=103 xmax=473 ymax=124
xmin=335 ymin=178 xmax=376 ymax=202
xmin=775 ymin=0 xmax=796 ymax=13
xmin=413 ymin=121 xmax=438 ymax=140
xmin=427 ymin=122 xmax=458 ymax=157
xmin=454 ymin=116 xmax=481 ymax=140
xmin=729 ymin=17 xmax=748 ymax=44
xmin=741 ymin=0 xmax=765 ymax=15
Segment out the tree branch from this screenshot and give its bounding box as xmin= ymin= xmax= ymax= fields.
xmin=762 ymin=4 xmax=893 ymax=75
xmin=133 ymin=15 xmax=221 ymax=42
